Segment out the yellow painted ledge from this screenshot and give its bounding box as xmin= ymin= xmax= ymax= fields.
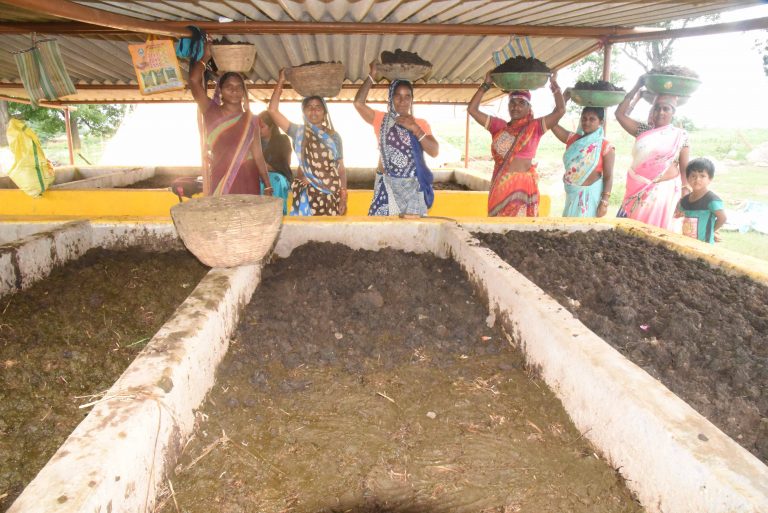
xmin=0 ymin=189 xmax=551 ymax=218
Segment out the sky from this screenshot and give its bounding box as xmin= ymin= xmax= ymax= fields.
xmin=547 ymin=3 xmax=768 ymax=128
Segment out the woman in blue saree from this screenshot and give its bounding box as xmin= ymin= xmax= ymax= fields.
xmin=354 ymin=61 xmax=439 ymax=217
xmin=550 ymin=97 xmax=615 ymax=217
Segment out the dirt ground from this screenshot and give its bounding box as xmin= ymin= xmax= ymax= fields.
xmin=0 ymin=249 xmax=207 ymax=512
xmin=161 ymin=243 xmax=642 ymax=513
xmin=476 ymin=229 xmax=768 ymax=464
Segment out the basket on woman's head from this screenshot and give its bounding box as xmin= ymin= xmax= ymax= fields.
xmin=211 ymin=41 xmax=257 ymax=73
xmin=377 ymin=49 xmax=432 ymax=82
xmin=285 ymin=61 xmax=345 ymax=98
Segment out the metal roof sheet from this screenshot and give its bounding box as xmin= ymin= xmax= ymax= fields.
xmin=0 ymin=0 xmax=763 ymax=103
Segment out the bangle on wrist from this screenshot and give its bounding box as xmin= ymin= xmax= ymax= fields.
xmin=599 ymin=199 xmax=609 ymax=206
xmin=480 ymin=82 xmax=492 ymax=91
xmin=367 ymin=74 xmax=375 ymax=83
xmin=418 ymin=133 xmax=427 ymax=142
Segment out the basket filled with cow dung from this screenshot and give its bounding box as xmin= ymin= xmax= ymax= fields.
xmin=569 ymin=80 xmax=626 ymax=107
xmin=644 ymin=65 xmax=701 ymax=97
xmin=490 ymin=56 xmax=550 ymax=91
xmin=377 ymin=49 xmax=432 ymax=82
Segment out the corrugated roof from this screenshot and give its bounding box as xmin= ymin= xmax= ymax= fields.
xmin=0 ymin=0 xmax=763 ymax=104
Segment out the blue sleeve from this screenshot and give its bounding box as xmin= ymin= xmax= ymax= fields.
xmin=709 ymin=199 xmax=724 ymax=212
xmin=287 ymin=123 xmax=301 ymax=142
xmin=333 ymin=133 xmax=344 ymax=160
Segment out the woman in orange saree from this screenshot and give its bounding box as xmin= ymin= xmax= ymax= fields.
xmin=468 ymin=71 xmax=565 ymax=217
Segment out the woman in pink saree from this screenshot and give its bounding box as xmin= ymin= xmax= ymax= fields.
xmin=190 ymin=41 xmax=272 ymax=196
xmin=615 ymin=76 xmax=690 ymax=231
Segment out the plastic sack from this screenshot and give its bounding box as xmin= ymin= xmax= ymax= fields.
xmin=128 ymin=38 xmax=185 ymax=95
xmin=6 ymin=118 xmax=55 ymax=197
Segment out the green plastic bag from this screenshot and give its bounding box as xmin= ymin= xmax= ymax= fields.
xmin=7 ymin=118 xmax=55 ymax=197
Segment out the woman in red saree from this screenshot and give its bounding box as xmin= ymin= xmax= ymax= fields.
xmin=468 ymin=71 xmax=565 ymax=217
xmin=190 ymin=42 xmax=271 ymax=196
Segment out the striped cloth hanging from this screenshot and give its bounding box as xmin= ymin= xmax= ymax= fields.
xmin=492 ymin=36 xmax=536 ymax=66
xmin=14 ymin=39 xmax=77 ymax=105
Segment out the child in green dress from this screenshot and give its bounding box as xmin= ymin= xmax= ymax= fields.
xmin=675 ymin=158 xmax=727 ymax=244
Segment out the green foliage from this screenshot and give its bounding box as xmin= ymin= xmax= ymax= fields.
xmin=674 ymin=115 xmax=696 ymax=132
xmin=572 ymin=49 xmax=624 ymax=85
xmin=8 ymin=102 xmax=63 ymax=141
xmin=74 ymin=105 xmax=130 ymax=138
xmin=7 ymin=102 xmax=129 ymax=142
xmin=755 ymin=31 xmax=768 ymax=76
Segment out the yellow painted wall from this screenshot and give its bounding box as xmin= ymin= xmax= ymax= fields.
xmin=0 ymin=189 xmax=551 ymax=218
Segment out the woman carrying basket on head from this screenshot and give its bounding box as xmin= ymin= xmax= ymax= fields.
xmin=354 ymin=60 xmax=439 ymax=217
xmin=468 ymin=71 xmax=565 ymax=217
xmin=615 ymin=76 xmax=690 ymax=231
xmin=268 ymin=69 xmax=347 ymax=216
xmin=550 ymin=92 xmax=615 ymax=217
xmin=189 ymin=40 xmax=272 ymax=196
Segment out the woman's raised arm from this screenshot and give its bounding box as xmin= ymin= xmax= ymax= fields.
xmin=267 ymin=68 xmax=292 ymax=133
xmin=615 ymin=76 xmax=645 ymax=136
xmin=190 ymin=41 xmax=212 ymax=111
xmin=353 ymin=60 xmax=377 ymax=124
xmin=468 ymin=71 xmax=492 ymax=128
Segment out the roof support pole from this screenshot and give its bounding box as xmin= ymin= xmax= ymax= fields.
xmin=464 ymin=109 xmax=470 ymax=169
xmin=602 ymin=41 xmax=612 ymax=136
xmin=64 ymin=106 xmax=75 ymax=165
xmin=0 ymin=0 xmax=188 ymax=37
xmin=602 ymin=42 xmax=612 ymax=83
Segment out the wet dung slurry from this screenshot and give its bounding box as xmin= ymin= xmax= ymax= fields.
xmin=0 ymin=249 xmax=207 ymax=512
xmin=160 ymin=243 xmax=642 ymax=513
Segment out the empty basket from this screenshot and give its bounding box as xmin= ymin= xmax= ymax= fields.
xmin=211 ymin=44 xmax=257 ymax=73
xmin=171 ymin=195 xmax=283 ymax=268
xmin=286 ymin=62 xmax=345 ymax=98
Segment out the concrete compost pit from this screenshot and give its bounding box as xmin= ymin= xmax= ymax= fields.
xmin=0 ymin=248 xmax=207 ymax=512
xmin=476 ymin=229 xmax=768 ymax=465
xmin=5 ymin=219 xmax=767 ymax=513
xmin=157 ymin=242 xmax=641 ymax=513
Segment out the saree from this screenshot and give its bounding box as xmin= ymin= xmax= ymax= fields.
xmin=287 ymin=113 xmax=343 ymax=216
xmin=617 ymin=125 xmax=686 ymax=230
xmin=369 ymin=80 xmax=434 ymax=217
xmin=487 ymin=114 xmax=543 ymax=217
xmin=562 ymin=127 xmax=606 ymax=217
xmin=204 ymin=104 xmax=262 ymax=196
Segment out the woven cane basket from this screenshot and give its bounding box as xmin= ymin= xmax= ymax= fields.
xmin=286 ymin=62 xmax=345 ymax=98
xmin=377 ymin=62 xmax=432 ymax=82
xmin=211 ymin=44 xmax=257 ymax=72
xmin=171 ymin=195 xmax=283 ymax=268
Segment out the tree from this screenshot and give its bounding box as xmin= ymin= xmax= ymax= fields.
xmin=572 ymin=46 xmax=624 ymax=84
xmin=4 ymin=102 xmax=129 ymax=144
xmin=755 ymin=31 xmax=768 ymax=76
xmin=620 ymin=15 xmax=719 ymax=71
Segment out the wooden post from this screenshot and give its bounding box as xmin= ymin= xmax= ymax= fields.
xmin=464 ymin=109 xmax=470 ymax=169
xmin=602 ymin=41 xmax=612 ymax=82
xmin=602 ymin=41 xmax=612 ymax=136
xmin=64 ymin=106 xmax=75 ymax=165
